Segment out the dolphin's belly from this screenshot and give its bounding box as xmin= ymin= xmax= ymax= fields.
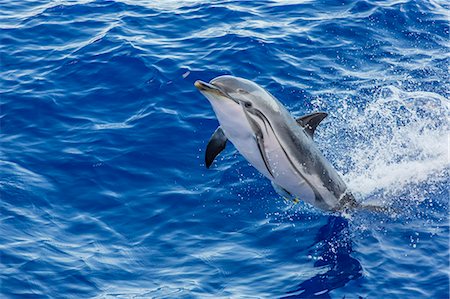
xmin=263 ymin=132 xmax=339 ymax=210
xmin=263 ymin=133 xmax=316 ymax=205
xmin=224 ymin=119 xmax=339 ymax=209
xmin=230 ymin=133 xmax=272 ymax=179
xmin=271 ymin=157 xmax=317 ymax=205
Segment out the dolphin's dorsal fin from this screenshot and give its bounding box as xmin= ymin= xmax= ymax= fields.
xmin=205 ymin=127 xmax=228 ymax=168
xmin=296 ymin=112 xmax=328 ymax=138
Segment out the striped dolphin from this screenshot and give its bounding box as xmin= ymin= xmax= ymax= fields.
xmin=195 ymin=75 xmax=358 ymax=212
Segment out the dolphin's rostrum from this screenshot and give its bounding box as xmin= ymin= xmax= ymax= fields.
xmin=195 ymin=75 xmax=358 ymax=212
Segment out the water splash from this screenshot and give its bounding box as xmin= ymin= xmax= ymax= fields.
xmin=318 ymin=86 xmax=449 ymax=209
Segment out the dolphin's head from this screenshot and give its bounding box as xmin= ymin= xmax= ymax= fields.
xmin=194 ymin=75 xmax=282 ymax=120
xmin=195 ymin=76 xmax=289 ymax=179
xmin=195 ymin=75 xmax=287 ymax=179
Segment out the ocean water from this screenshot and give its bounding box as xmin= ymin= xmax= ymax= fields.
xmin=1 ymin=0 xmax=449 ymax=298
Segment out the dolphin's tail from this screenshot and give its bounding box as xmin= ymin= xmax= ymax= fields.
xmin=358 ymin=204 xmax=391 ymax=213
xmin=339 ymin=191 xmax=392 ymax=214
xmin=337 ymin=191 xmax=359 ymax=211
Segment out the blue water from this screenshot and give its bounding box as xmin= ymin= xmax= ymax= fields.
xmin=1 ymin=0 xmax=449 ymax=298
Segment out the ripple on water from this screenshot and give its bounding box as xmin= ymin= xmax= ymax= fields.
xmin=1 ymin=0 xmax=449 ymax=298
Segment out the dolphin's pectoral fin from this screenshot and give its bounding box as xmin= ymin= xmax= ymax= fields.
xmin=205 ymin=127 xmax=228 ymax=168
xmin=296 ymin=112 xmax=328 ymax=138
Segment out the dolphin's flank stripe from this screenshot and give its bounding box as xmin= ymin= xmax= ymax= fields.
xmin=255 ymin=109 xmax=325 ymax=203
xmin=255 ymin=133 xmax=273 ymax=179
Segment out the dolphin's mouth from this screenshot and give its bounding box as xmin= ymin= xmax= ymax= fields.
xmin=195 ymin=80 xmax=241 ymax=105
xmin=195 ymin=80 xmax=240 ymax=103
xmin=194 ymin=80 xmax=226 ymax=95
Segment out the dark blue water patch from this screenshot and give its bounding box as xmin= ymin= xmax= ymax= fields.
xmin=1 ymin=0 xmax=449 ymax=298
xmin=282 ymin=217 xmax=362 ymax=299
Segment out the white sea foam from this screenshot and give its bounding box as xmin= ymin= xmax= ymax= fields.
xmin=318 ymin=86 xmax=449 ymax=207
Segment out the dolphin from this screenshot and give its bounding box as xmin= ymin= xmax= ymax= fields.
xmin=194 ymin=75 xmax=359 ymax=212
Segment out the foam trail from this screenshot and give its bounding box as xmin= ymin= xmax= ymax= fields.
xmin=319 ymin=86 xmax=449 ymax=207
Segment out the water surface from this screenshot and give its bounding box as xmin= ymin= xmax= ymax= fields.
xmin=1 ymin=0 xmax=449 ymax=298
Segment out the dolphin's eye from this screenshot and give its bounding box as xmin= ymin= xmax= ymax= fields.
xmin=237 ymin=88 xmax=248 ymax=94
xmin=244 ymin=102 xmax=252 ymax=108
